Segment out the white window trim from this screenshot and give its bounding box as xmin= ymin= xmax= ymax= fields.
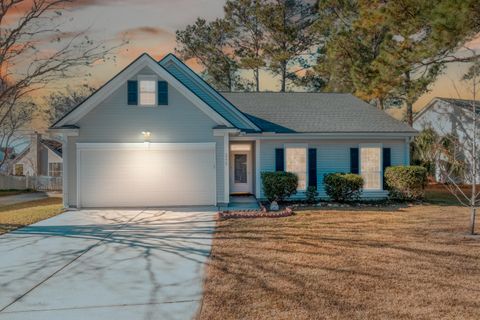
xmin=359 ymin=143 xmax=383 ymax=191
xmin=14 ymin=163 xmax=24 ymax=176
xmin=48 ymin=162 xmax=62 ymax=177
xmin=284 ymin=143 xmax=308 ymax=192
xmin=137 ymin=75 xmax=157 ymax=107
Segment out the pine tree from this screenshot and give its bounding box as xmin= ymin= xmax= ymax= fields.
xmin=224 ymin=0 xmax=266 ymax=91
xmin=176 ymin=18 xmax=243 ymax=91
xmin=260 ymin=0 xmax=319 ymax=92
xmin=316 ymin=0 xmax=480 ymax=124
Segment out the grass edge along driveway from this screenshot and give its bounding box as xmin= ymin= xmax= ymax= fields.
xmin=0 ymin=197 xmax=64 ymax=235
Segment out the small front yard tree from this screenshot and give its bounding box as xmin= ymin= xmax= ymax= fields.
xmin=434 ymin=48 xmax=480 ymax=235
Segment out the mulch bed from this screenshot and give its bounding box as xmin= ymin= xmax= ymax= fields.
xmin=219 ymin=207 xmax=293 ymax=219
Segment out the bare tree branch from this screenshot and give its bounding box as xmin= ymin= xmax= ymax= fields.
xmin=0 ymin=0 xmax=122 ymax=171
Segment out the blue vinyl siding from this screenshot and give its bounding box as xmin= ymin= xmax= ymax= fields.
xmin=259 ymin=139 xmax=407 ymax=200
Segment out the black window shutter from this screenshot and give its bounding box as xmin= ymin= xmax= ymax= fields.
xmin=308 ymin=148 xmax=317 ymax=188
xmin=275 ymin=148 xmax=284 ymax=171
xmin=382 ymin=148 xmax=391 ymax=172
xmin=382 ymin=148 xmax=391 ymax=189
xmin=158 ymin=81 xmax=168 ymax=105
xmin=127 ymin=80 xmax=138 ymax=105
xmin=350 ymin=148 xmax=359 ymax=174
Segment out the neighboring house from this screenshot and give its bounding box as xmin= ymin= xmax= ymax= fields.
xmin=10 ymin=133 xmax=63 ymax=177
xmin=50 ymin=53 xmax=416 ymax=209
xmin=0 ymin=147 xmax=15 ymax=175
xmin=413 ymin=97 xmax=479 ymax=183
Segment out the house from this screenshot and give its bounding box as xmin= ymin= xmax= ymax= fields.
xmin=10 ymin=133 xmax=63 ymax=177
xmin=49 ymin=53 xmax=416 ymax=209
xmin=413 ymin=97 xmax=479 ymax=183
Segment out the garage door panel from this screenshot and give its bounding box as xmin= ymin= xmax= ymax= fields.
xmin=78 ymin=145 xmax=216 ymax=207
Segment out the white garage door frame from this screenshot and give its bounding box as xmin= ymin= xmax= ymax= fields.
xmin=76 ymin=142 xmax=216 ymax=208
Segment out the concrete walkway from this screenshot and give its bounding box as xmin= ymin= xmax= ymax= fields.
xmin=0 ymin=208 xmax=217 ymax=320
xmin=0 ymin=192 xmax=48 ymax=207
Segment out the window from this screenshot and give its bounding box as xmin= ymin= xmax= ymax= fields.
xmin=139 ymin=80 xmax=156 ymax=106
xmin=286 ymin=146 xmax=307 ymax=190
xmin=48 ymin=163 xmax=62 ymax=177
xmin=360 ymin=146 xmax=381 ymax=190
xmin=14 ymin=164 xmax=23 ymax=176
xmin=234 ymin=154 xmax=248 ymax=183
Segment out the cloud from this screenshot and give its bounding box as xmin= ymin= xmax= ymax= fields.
xmin=35 ymin=31 xmax=79 ymax=44
xmin=3 ymin=0 xmax=124 ymax=18
xmin=119 ymin=26 xmax=172 ymax=39
xmin=67 ymin=0 xmax=155 ymax=11
xmin=114 ymin=26 xmax=176 ymax=62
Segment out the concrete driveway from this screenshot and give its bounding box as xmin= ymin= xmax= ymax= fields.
xmin=0 ymin=208 xmax=217 ymax=320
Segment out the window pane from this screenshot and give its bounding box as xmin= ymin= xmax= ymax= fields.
xmin=361 ymin=147 xmax=381 ymax=189
xmin=140 ymin=92 xmax=155 ymax=105
xmin=140 ymin=80 xmax=155 ymax=92
xmin=139 ymin=80 xmax=156 ymax=106
xmin=286 ymin=147 xmax=307 ymax=190
xmin=15 ymin=164 xmax=23 ymax=176
xmin=49 ymin=163 xmax=63 ymax=177
xmin=234 ymin=154 xmax=247 ymax=183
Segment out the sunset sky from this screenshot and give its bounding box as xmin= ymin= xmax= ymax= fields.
xmin=17 ymin=0 xmax=480 ymax=128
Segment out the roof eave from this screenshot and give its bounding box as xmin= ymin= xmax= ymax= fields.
xmin=236 ymin=131 xmax=418 ymax=138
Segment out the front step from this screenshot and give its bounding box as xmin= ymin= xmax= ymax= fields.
xmin=219 ymin=195 xmax=260 ymax=211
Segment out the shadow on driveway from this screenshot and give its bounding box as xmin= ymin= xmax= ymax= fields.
xmin=0 ymin=208 xmax=217 ymax=320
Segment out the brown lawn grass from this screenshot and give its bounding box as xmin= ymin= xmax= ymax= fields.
xmin=424 ymin=183 xmax=477 ymax=206
xmin=0 ymin=197 xmax=64 ymax=235
xmin=199 ymin=204 xmax=480 ymax=320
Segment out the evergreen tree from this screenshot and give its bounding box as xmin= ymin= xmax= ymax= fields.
xmin=316 ymin=0 xmax=480 ymax=124
xmin=316 ymin=0 xmax=397 ymax=110
xmin=176 ymin=18 xmax=244 ymax=91
xmin=224 ymin=0 xmax=266 ymax=91
xmin=260 ymin=0 xmax=320 ymax=92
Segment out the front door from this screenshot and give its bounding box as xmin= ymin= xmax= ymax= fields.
xmin=230 ymin=150 xmax=252 ymax=194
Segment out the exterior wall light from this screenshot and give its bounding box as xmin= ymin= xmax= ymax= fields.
xmin=142 ymin=131 xmax=151 ymax=142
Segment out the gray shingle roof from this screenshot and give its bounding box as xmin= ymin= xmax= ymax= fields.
xmin=438 ymin=97 xmax=480 ymax=111
xmin=222 ymin=92 xmax=416 ymax=133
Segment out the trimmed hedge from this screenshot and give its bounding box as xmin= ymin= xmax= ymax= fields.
xmin=261 ymin=171 xmax=298 ymax=202
xmin=324 ymin=173 xmax=364 ymax=202
xmin=384 ymin=166 xmax=428 ymax=200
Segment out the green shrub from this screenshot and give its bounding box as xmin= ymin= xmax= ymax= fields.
xmin=384 ymin=166 xmax=428 ymax=200
xmin=324 ymin=173 xmax=364 ymax=202
xmin=261 ymin=172 xmax=298 ymax=202
xmin=306 ymin=186 xmax=318 ymax=204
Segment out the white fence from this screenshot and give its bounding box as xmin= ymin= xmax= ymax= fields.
xmin=0 ymin=175 xmax=27 ymax=190
xmin=0 ymin=175 xmax=62 ymax=191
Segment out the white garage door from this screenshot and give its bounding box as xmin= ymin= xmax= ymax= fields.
xmin=77 ymin=143 xmax=216 ymax=207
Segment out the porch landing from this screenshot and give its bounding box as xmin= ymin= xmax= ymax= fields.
xmin=219 ymin=195 xmax=260 ymax=211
